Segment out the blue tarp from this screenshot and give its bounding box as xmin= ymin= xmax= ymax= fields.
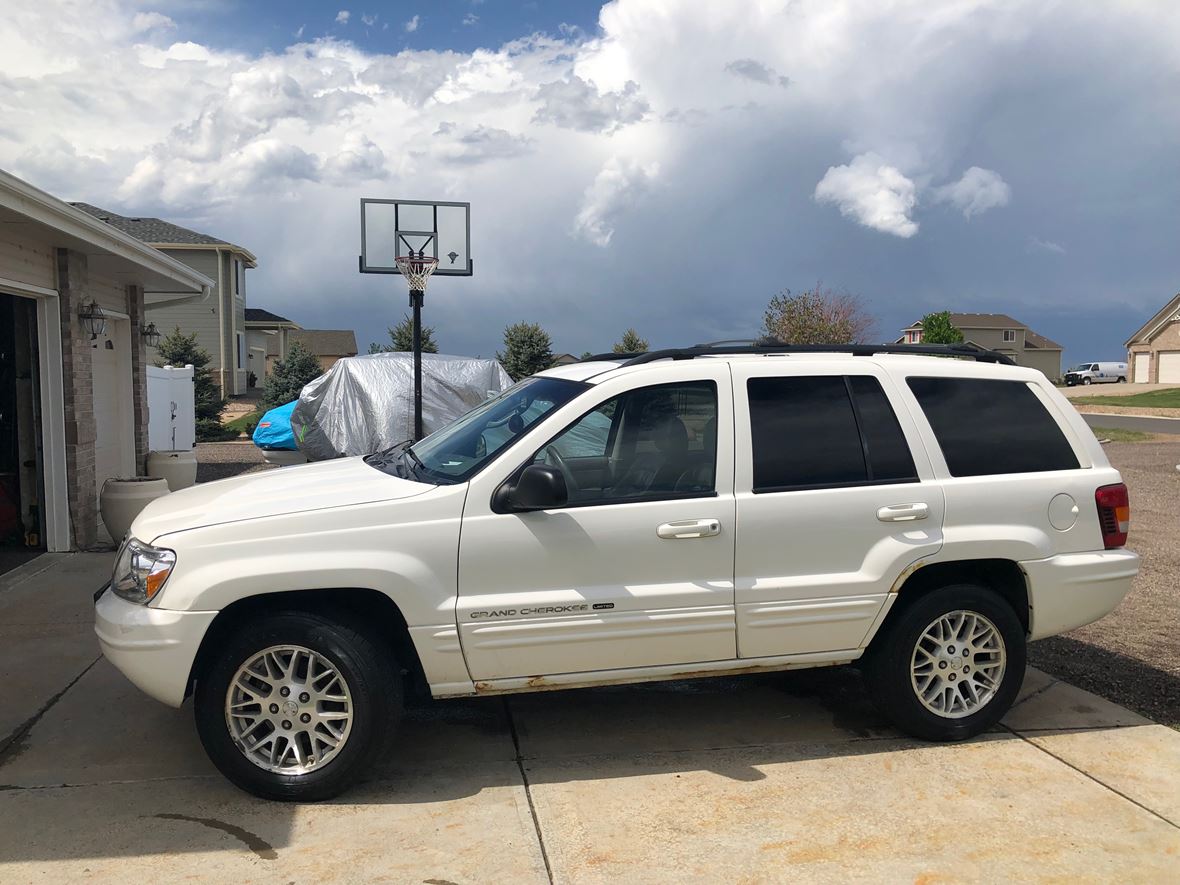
xmin=252 ymin=400 xmax=299 ymax=450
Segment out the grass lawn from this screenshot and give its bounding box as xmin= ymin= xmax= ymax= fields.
xmin=1089 ymin=426 xmax=1155 ymax=442
xmin=1071 ymin=387 xmax=1180 ymax=408
xmin=224 ymin=408 xmax=264 ymax=434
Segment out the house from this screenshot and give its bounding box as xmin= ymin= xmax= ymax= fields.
xmin=551 ymin=353 xmax=580 ymax=366
xmin=290 ymin=329 xmax=359 ymax=371
xmin=1124 ymin=293 xmax=1180 ymax=383
xmin=898 ymin=313 xmax=1063 ymax=380
xmin=245 ymin=307 xmax=301 ymax=380
xmin=0 ymin=169 xmax=210 ymax=554
xmin=71 ymin=203 xmax=257 ymax=397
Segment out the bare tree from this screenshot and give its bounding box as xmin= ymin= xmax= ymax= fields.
xmin=761 ymin=283 xmax=875 ymax=345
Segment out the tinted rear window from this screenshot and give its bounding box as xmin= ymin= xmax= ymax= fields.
xmin=747 ymin=376 xmax=917 ymax=492
xmin=907 ymin=377 xmax=1079 ymax=476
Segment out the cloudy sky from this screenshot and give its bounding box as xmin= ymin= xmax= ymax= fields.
xmin=2 ymin=0 xmax=1177 ymax=363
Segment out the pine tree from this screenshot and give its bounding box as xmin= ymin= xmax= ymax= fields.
xmin=262 ymin=340 xmax=324 ymax=408
xmin=154 ymin=326 xmax=227 ymax=441
xmin=368 ymin=314 xmax=439 ymax=353
xmin=612 ymin=328 xmax=649 ymax=354
xmin=497 ymin=322 xmax=555 ymax=381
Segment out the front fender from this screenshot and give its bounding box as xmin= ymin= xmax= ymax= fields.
xmin=150 ymin=488 xmax=466 ymax=627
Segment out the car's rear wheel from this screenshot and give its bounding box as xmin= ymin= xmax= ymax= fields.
xmin=863 ymin=585 xmax=1025 ymax=741
xmin=1082 ymin=377 xmax=1092 ymax=385
xmin=1118 ymin=376 xmax=1127 ymax=383
xmin=194 ymin=610 xmax=402 ymax=801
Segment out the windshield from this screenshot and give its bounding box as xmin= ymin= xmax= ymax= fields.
xmin=365 ymin=376 xmax=587 ymax=484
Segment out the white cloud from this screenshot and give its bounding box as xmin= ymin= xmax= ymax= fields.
xmin=1028 ymin=236 xmax=1066 ymax=254
xmin=573 ymin=157 xmax=660 ymax=247
xmin=130 ymin=12 xmax=175 ymax=34
xmin=1 ymin=0 xmax=1177 ymax=359
xmin=934 ymin=166 xmax=1011 ymax=218
xmin=294 ymin=25 xmax=304 ymax=39
xmin=814 ymin=153 xmax=919 ymax=238
xmin=533 ymin=76 xmax=648 ymax=133
xmin=463 ymin=13 xmax=478 ymax=27
xmin=361 ymin=13 xmax=377 ymax=27
xmin=335 ymin=10 xmax=350 ymax=25
xmin=404 ymin=15 xmax=419 ymax=33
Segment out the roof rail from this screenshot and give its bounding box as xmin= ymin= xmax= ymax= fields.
xmin=578 ymin=342 xmax=1016 ymax=366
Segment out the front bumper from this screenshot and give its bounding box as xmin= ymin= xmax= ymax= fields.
xmin=94 ymin=586 xmax=218 ymax=707
xmin=1023 ymin=549 xmax=1140 ymax=640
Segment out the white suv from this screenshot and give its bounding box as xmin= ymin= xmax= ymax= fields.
xmin=95 ymin=344 xmax=1139 ymax=800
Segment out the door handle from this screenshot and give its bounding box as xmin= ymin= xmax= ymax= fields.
xmin=657 ymin=519 xmax=721 ymax=539
xmin=877 ymin=503 xmax=929 ymax=522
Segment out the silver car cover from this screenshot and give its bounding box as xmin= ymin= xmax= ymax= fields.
xmin=292 ymin=352 xmax=513 ymax=461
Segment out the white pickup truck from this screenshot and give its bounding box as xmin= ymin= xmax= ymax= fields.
xmin=95 ymin=344 xmax=1138 ymax=800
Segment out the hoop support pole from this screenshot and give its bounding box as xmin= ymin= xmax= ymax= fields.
xmin=409 ymin=288 xmax=425 ymax=441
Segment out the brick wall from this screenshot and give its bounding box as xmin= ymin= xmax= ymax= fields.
xmin=128 ymin=283 xmax=149 ymax=470
xmin=56 ymin=247 xmax=98 ymax=550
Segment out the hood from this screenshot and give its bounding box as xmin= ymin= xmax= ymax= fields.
xmin=131 ymin=456 xmax=434 ymax=542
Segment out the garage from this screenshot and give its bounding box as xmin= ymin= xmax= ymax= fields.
xmin=1126 ymin=293 xmax=1180 ymax=385
xmin=1158 ymin=352 xmax=1180 ymax=384
xmin=1133 ymin=353 xmax=1151 ymax=383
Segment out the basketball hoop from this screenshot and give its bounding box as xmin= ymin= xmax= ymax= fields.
xmin=394 ymin=254 xmax=439 ymax=292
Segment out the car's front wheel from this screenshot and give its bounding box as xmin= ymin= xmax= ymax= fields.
xmin=863 ymin=585 xmax=1025 ymax=741
xmin=194 ymin=610 xmax=402 ymax=801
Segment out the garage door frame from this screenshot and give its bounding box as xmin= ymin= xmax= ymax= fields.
xmin=1157 ymin=351 xmax=1180 ymax=385
xmin=0 ymin=275 xmax=70 ymax=552
xmin=1133 ymin=353 xmax=1151 ymax=383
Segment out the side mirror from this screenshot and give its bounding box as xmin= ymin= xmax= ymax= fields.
xmin=504 ymin=464 xmax=567 ymax=511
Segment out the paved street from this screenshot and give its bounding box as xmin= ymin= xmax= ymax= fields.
xmin=1 ymin=554 xmax=1178 ymax=882
xmin=1081 ymin=412 xmax=1180 ymax=435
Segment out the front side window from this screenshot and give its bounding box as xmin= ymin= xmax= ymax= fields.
xmin=529 ymin=381 xmax=718 ymax=506
xmin=368 ymin=377 xmax=587 ymax=483
xmin=747 ymin=375 xmax=917 ymax=493
xmin=907 ymin=377 xmax=1079 ymax=476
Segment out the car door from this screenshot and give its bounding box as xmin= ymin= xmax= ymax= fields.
xmin=730 ymin=361 xmax=945 ymax=659
xmin=457 ymin=361 xmax=736 ymax=682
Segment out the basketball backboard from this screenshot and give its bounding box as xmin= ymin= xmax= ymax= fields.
xmin=359 ymin=198 xmax=472 ymax=276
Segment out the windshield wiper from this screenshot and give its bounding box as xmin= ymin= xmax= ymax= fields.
xmin=364 ymin=439 xmax=412 ymax=478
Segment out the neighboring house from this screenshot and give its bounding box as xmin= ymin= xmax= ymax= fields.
xmin=245 ymin=307 xmax=301 ymax=380
xmin=0 ymin=169 xmax=210 ymax=552
xmin=1124 ymin=293 xmax=1180 ymax=383
xmin=71 ymin=203 xmax=257 ymax=397
xmin=897 ymin=313 xmax=1063 ymax=380
xmin=551 ymin=353 xmax=580 ymax=366
xmin=289 ymin=329 xmax=358 ymax=371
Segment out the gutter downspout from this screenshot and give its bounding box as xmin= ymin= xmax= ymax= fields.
xmin=216 ymin=248 xmax=227 ymax=396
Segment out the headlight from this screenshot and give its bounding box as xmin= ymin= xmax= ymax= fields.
xmin=111 ymin=538 xmax=176 ymax=605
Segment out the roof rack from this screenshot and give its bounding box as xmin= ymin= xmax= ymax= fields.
xmin=579 ymin=342 xmax=1016 ymax=367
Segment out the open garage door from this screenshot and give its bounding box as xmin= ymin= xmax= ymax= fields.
xmin=1158 ymin=352 xmax=1180 ymax=384
xmin=1133 ymin=353 xmax=1151 ymax=383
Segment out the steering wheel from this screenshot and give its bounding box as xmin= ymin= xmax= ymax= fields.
xmin=544 ymin=445 xmax=580 ymax=497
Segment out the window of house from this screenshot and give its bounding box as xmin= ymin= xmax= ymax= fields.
xmin=234 ymin=259 xmax=245 ymax=298
xmin=747 ymin=376 xmax=917 ymax=493
xmin=1003 ymin=329 xmax=1016 ymax=342
xmin=236 ymin=332 xmax=244 ymax=369
xmin=530 ymin=381 xmax=718 ymax=505
xmin=907 ymin=377 xmax=1079 ymax=476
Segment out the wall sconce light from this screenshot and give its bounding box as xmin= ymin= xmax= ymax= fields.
xmin=141 ymin=322 xmax=162 ymax=348
xmin=78 ymin=301 xmax=107 ymax=339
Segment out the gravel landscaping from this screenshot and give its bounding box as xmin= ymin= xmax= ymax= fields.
xmin=194 ymin=440 xmax=276 ymax=483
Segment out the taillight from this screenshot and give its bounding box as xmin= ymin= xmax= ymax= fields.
xmin=1095 ymin=483 xmax=1130 ymax=549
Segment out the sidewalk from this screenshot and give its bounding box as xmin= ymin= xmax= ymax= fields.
xmin=2 ymin=554 xmax=1178 ymax=882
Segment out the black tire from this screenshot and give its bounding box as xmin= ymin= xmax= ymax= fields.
xmin=194 ymin=610 xmax=402 ymax=801
xmin=862 ymin=585 xmax=1025 ymax=742
xmin=1082 ymin=377 xmax=1092 ymax=385
xmin=1118 ymin=376 xmax=1128 ymax=383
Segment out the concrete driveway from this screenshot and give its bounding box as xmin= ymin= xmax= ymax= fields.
xmin=2 ymin=555 xmax=1178 ymax=883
